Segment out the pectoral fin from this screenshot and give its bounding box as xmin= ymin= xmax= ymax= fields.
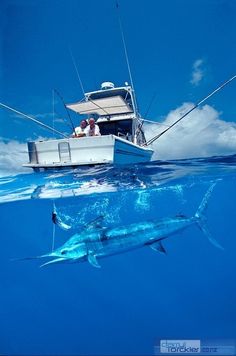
xmin=88 ymin=254 xmax=101 ymax=268
xmin=150 ymin=241 xmax=167 ymax=254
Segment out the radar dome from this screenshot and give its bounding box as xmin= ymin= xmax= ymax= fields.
xmin=101 ymin=82 xmax=115 ymax=90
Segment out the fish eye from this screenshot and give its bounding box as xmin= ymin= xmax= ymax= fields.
xmin=61 ymin=249 xmax=67 ymax=255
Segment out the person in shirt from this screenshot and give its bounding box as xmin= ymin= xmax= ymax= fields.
xmin=84 ymin=118 xmax=101 ymax=136
xmin=72 ymin=120 xmax=88 ymax=137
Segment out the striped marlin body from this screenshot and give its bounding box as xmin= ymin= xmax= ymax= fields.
xmin=21 ymin=183 xmax=223 ymax=268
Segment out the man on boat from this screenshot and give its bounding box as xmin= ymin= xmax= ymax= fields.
xmin=85 ymin=117 xmax=101 ymax=136
xmin=72 ymin=119 xmax=88 ymax=137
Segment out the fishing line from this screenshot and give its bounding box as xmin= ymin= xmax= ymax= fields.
xmin=143 ymin=92 xmax=158 ymax=119
xmin=136 ymin=92 xmax=159 ymax=140
xmin=54 ymin=88 xmax=76 ymax=133
xmin=52 ymin=222 xmax=56 ymax=252
xmin=54 ymin=108 xmax=73 ymax=130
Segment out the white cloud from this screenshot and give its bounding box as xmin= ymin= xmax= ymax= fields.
xmin=190 ymin=58 xmax=205 ymax=86
xmin=145 ymin=103 xmax=236 ymax=160
xmin=0 ymin=139 xmax=30 ymax=177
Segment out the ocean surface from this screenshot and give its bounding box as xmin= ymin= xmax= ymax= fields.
xmin=0 ymin=155 xmax=236 ymax=355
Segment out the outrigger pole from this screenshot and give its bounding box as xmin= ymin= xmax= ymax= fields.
xmin=69 ymin=47 xmax=86 ymax=97
xmin=116 ymin=1 xmax=139 ymax=117
xmin=0 ymin=102 xmax=69 ymax=138
xmin=145 ymin=74 xmax=236 ymax=146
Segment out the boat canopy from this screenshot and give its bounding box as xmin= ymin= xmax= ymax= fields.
xmin=66 ymin=96 xmax=133 ymax=116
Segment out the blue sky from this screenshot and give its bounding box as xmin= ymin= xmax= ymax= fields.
xmin=0 ymin=0 xmax=236 ymax=170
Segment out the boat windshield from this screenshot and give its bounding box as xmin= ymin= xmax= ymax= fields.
xmin=98 ymin=119 xmax=133 ymax=139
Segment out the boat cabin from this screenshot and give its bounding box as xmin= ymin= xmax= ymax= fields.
xmin=66 ymin=82 xmax=147 ymax=146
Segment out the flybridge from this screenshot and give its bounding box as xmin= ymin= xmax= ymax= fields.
xmin=66 ymin=82 xmax=135 ymax=117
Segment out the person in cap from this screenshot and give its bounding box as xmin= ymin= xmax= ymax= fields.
xmin=84 ymin=118 xmax=101 ymax=136
xmin=72 ymin=119 xmax=88 ymax=138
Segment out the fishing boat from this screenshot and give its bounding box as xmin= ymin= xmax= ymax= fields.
xmin=22 ymin=81 xmax=154 ymax=171
xmin=0 ymin=0 xmax=234 ymax=173
xmin=0 ymin=74 xmax=235 ymax=173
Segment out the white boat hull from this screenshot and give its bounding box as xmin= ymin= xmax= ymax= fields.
xmin=23 ymin=135 xmax=153 ymax=170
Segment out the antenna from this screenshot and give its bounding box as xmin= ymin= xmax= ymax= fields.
xmin=116 ymin=1 xmax=138 ymax=115
xmin=69 ymin=47 xmax=86 ymax=97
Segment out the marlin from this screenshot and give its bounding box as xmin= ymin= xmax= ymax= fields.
xmin=18 ymin=183 xmax=223 ymax=268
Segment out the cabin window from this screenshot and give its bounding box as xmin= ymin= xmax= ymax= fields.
xmin=98 ymin=120 xmax=133 ymax=139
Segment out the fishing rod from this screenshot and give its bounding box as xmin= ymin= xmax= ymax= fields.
xmin=0 ymin=102 xmax=69 ymax=138
xmin=53 ymin=88 xmax=76 ymax=133
xmin=144 ymin=74 xmax=236 ymax=146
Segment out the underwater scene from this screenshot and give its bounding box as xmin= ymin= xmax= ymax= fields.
xmin=0 ymin=155 xmax=236 ymax=355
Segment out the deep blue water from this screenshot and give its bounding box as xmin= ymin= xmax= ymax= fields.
xmin=0 ymin=156 xmax=236 ymax=355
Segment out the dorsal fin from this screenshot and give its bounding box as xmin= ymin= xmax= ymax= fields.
xmin=83 ymin=215 xmax=105 ymax=231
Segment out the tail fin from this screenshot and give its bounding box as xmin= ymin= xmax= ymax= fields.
xmin=195 ymin=183 xmax=224 ymax=250
xmin=195 ymin=182 xmax=217 ymax=220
